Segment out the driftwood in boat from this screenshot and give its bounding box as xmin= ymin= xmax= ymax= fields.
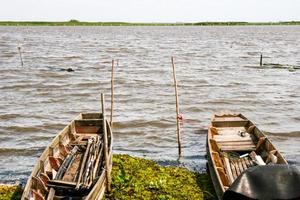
xmin=55 ymin=146 xmax=79 ymax=180
xmin=63 ymin=154 xmax=82 ymax=182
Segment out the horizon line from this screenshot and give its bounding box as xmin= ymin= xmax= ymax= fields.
xmin=0 ymin=20 xmax=300 ymax=23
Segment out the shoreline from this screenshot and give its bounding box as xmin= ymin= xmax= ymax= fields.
xmin=0 ymin=21 xmax=300 ymax=26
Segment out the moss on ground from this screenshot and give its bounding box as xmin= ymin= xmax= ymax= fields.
xmin=0 ymin=184 xmax=23 ymax=200
xmin=106 ymin=154 xmax=216 ymax=200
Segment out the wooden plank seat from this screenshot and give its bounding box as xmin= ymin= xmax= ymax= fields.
xmin=217 ymin=140 xmax=256 ymax=152
xmin=214 ymin=134 xmax=253 ymax=142
xmin=74 ymin=119 xmax=102 ymax=133
xmin=216 ymin=127 xmax=247 ymax=135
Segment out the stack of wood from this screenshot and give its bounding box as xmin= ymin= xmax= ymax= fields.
xmin=31 ymin=135 xmax=104 ymax=200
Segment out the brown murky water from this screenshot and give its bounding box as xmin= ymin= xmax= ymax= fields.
xmin=0 ymin=26 xmax=299 ymax=183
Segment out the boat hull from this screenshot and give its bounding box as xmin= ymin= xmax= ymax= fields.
xmin=206 ymin=113 xmax=288 ymax=199
xmin=22 ymin=113 xmax=113 ymax=200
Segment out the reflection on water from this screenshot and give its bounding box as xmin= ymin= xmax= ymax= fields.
xmin=0 ymin=26 xmax=299 ymax=183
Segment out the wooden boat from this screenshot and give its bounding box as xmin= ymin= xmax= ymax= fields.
xmin=206 ymin=113 xmax=297 ymax=200
xmin=22 ymin=112 xmax=113 ymax=200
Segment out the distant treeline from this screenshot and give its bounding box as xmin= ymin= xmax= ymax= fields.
xmin=0 ymin=20 xmax=300 ymax=26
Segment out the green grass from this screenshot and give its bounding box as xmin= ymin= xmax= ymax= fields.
xmin=105 ymin=154 xmax=216 ymax=200
xmin=0 ymin=20 xmax=299 ymax=26
xmin=0 ymin=184 xmax=23 ymax=200
xmin=0 ymin=155 xmax=215 ymax=200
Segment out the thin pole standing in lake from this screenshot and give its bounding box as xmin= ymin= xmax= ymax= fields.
xmin=101 ymin=93 xmax=112 ymax=192
xmin=17 ymin=46 xmax=24 ymax=67
xmin=110 ymin=59 xmax=115 ymax=129
xmin=171 ymin=57 xmax=182 ymax=157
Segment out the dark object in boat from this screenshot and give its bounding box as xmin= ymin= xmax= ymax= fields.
xmin=223 ymin=165 xmax=300 ymax=200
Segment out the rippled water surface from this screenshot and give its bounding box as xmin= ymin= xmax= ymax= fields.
xmin=0 ymin=26 xmax=299 ymax=183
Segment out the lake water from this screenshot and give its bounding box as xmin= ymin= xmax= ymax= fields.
xmin=0 ymin=26 xmax=299 ymax=183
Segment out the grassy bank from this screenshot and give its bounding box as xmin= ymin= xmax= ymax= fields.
xmin=0 ymin=20 xmax=299 ymax=26
xmin=0 ymin=154 xmax=215 ymax=199
xmin=0 ymin=184 xmax=23 ymax=200
xmin=106 ymin=154 xmax=216 ymax=200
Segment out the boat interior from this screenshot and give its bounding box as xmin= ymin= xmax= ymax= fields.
xmin=208 ymin=114 xmax=287 ymax=191
xmin=23 ymin=113 xmax=112 ymax=200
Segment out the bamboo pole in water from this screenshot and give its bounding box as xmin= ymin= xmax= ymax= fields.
xmin=110 ymin=60 xmax=115 ymax=129
xmin=101 ymin=93 xmax=111 ymax=192
xmin=17 ymin=46 xmax=24 ymax=67
xmin=171 ymin=57 xmax=182 ymax=156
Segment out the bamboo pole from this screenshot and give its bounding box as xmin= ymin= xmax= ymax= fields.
xmin=110 ymin=59 xmax=115 ymax=129
xmin=101 ymin=93 xmax=111 ymax=192
xmin=17 ymin=46 xmax=24 ymax=67
xmin=171 ymin=57 xmax=182 ymax=156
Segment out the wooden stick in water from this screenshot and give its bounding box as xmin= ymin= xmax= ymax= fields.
xmin=101 ymin=93 xmax=111 ymax=192
xmin=110 ymin=59 xmax=115 ymax=129
xmin=171 ymin=57 xmax=182 ymax=156
xmin=17 ymin=46 xmax=24 ymax=67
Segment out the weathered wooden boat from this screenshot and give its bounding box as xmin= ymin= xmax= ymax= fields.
xmin=22 ymin=112 xmax=113 ymax=200
xmin=207 ymin=113 xmax=300 ymax=200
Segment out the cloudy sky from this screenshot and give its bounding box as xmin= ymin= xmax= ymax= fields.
xmin=1 ymin=0 xmax=299 ymax=22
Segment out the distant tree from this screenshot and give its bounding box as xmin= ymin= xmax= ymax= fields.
xmin=69 ymin=19 xmax=79 ymax=23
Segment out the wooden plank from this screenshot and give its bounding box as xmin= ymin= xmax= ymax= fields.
xmin=39 ymin=160 xmax=44 ymax=173
xmin=46 ymin=188 xmax=55 ymax=200
xmin=223 ymin=157 xmax=234 ymax=184
xmin=76 ymin=139 xmax=93 ymax=189
xmin=75 ymin=119 xmax=102 ymax=134
xmin=81 ymin=113 xmax=102 ymax=119
xmin=212 ymin=152 xmax=223 ymax=168
xmin=214 ymin=117 xmax=245 ymax=122
xmin=63 ymin=153 xmax=82 ymax=182
xmin=214 ymin=134 xmax=252 ymax=141
xmin=212 ymin=120 xmax=249 ymax=128
xmin=256 ymin=137 xmax=266 ymax=150
xmin=233 ymin=161 xmax=241 ymax=176
xmin=241 ymin=158 xmax=248 ymax=170
xmin=216 ymin=128 xmax=246 ymax=135
xmin=210 ymin=139 xmax=220 ymax=152
xmin=220 ymin=146 xmax=256 ymax=151
xmin=31 ymin=189 xmax=45 ymax=200
xmin=49 ymin=147 xmax=54 ymax=157
xmin=216 ymin=167 xmax=229 ymax=187
xmin=245 ymin=157 xmax=252 ymax=167
xmin=248 ymin=159 xmax=255 ymax=167
xmin=217 ymin=140 xmax=253 ymax=144
xmin=237 ymin=160 xmax=244 ymax=174
xmin=230 ymin=161 xmax=237 ymax=180
xmin=48 ymin=180 xmax=77 ymax=187
xmin=219 ymin=142 xmax=256 ymax=148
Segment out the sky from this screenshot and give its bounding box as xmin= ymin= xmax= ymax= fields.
xmin=0 ymin=0 xmax=299 ymax=22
